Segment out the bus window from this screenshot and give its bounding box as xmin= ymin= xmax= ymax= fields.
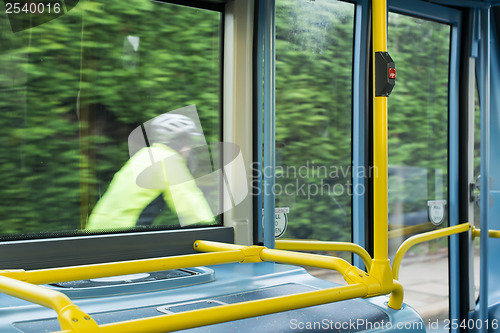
xmin=387 ymin=11 xmax=451 ymax=327
xmin=274 ymin=0 xmax=354 ymax=242
xmin=0 ymin=1 xmax=222 ymax=239
xmin=274 ymin=0 xmax=355 ymax=282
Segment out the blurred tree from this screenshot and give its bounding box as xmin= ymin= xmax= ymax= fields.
xmin=387 ymin=13 xmax=450 ymax=228
xmin=275 ymin=0 xmax=354 ymax=242
xmin=0 ymin=0 xmax=221 ymax=235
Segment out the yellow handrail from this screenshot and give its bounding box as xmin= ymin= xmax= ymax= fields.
xmin=387 ymin=223 xmax=472 ymax=307
xmin=388 ymin=280 xmax=404 ymax=310
xmin=274 ymin=239 xmax=372 ymax=272
xmin=391 ymin=223 xmax=471 ymax=281
xmin=0 ymin=240 xmax=403 ymax=332
xmin=194 ymin=240 xmax=396 ymax=301
xmin=471 ymin=227 xmax=500 ymax=239
xmin=54 ymin=284 xmax=368 ymax=333
xmin=369 ymin=0 xmax=394 ymax=294
xmin=0 ymin=250 xmax=245 ymax=285
xmin=372 ymin=0 xmax=389 ymax=263
xmin=0 ymin=250 xmax=250 ymax=332
xmin=0 ymin=276 xmax=70 ymax=312
xmin=194 ymin=240 xmax=365 ymax=284
xmin=0 ymin=276 xmax=100 ymax=332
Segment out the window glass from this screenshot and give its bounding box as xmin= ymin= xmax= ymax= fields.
xmin=0 ymin=1 xmax=222 ymax=238
xmin=275 ymin=0 xmax=354 ymax=247
xmin=387 ymin=12 xmax=451 ymax=328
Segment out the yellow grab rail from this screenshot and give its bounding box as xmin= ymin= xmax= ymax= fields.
xmin=274 ymin=240 xmax=372 ymax=272
xmin=0 ymin=250 xmax=249 ymax=332
xmin=0 ymin=250 xmax=245 ymax=285
xmin=194 ymin=240 xmax=395 ymax=299
xmin=0 ymin=275 xmax=100 ymax=332
xmin=388 ymin=280 xmax=404 ymax=310
xmin=391 ymin=223 xmax=471 ymax=280
xmin=388 ymin=223 xmax=472 ymax=307
xmin=0 ymin=240 xmax=404 ymax=332
xmin=369 ymin=0 xmax=394 ymax=293
xmin=194 ymin=240 xmax=364 ymax=284
xmin=472 ymin=227 xmax=500 ymax=239
xmin=388 ymin=224 xmax=498 ymax=306
xmin=372 ymin=0 xmax=389 ymax=264
xmin=54 ymin=283 xmax=368 ymax=333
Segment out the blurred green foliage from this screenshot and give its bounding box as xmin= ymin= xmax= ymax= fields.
xmin=0 ymin=0 xmax=451 ymax=240
xmin=0 ymin=0 xmax=221 ymax=235
xmin=387 ymin=13 xmax=450 ymax=233
xmin=275 ymin=1 xmax=450 ymax=242
xmin=275 ymin=0 xmax=353 ymax=242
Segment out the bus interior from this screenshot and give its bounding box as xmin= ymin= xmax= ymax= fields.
xmin=1 ymin=0 xmax=500 ymax=332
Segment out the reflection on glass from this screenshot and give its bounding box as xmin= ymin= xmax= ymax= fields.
xmin=0 ymin=1 xmax=222 ymax=237
xmin=86 ymin=106 xmax=216 ymax=231
xmin=275 ymin=0 xmax=354 ymax=245
xmin=473 ymin=80 xmax=481 ymax=301
xmin=387 ymin=12 xmax=451 ymax=327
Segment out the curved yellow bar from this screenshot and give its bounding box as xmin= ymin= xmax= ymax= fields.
xmin=388 ymin=280 xmax=404 ymax=310
xmin=194 ymin=240 xmax=360 ymax=283
xmin=392 ymin=223 xmax=471 ymax=280
xmin=260 ymin=248 xmax=355 ymax=279
xmin=0 ymin=275 xmax=72 ymax=312
xmin=0 ymin=276 xmax=100 ymax=332
xmin=56 ymin=284 xmax=369 ymax=333
xmin=275 ymin=240 xmax=372 ymax=272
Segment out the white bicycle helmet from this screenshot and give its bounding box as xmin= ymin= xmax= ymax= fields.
xmin=148 ymin=113 xmax=200 ymax=145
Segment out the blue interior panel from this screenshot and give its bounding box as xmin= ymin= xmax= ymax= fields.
xmin=0 ymin=263 xmax=425 ymax=333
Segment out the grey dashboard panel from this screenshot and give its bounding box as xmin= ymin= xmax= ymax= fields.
xmin=0 ymin=227 xmax=233 ymax=269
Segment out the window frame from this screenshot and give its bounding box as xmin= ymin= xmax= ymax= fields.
xmin=258 ymin=0 xmax=358 ymax=248
xmin=0 ymin=0 xmax=237 ymax=269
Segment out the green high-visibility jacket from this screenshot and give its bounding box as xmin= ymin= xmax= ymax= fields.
xmin=86 ymin=144 xmax=214 ymax=230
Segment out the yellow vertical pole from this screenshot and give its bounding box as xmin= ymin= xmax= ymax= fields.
xmin=372 ymin=0 xmax=388 ymax=262
xmin=370 ymin=0 xmax=393 ymax=292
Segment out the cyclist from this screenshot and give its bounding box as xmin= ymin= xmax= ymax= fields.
xmin=86 ymin=113 xmax=215 ymax=231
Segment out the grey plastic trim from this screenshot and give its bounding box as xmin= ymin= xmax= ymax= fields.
xmin=0 ymin=227 xmax=234 ymax=270
xmin=48 ymin=267 xmax=215 ymax=298
xmin=156 ymin=299 xmax=227 ymax=315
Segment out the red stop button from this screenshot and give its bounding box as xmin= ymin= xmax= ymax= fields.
xmin=389 ymin=68 xmax=396 ymax=79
